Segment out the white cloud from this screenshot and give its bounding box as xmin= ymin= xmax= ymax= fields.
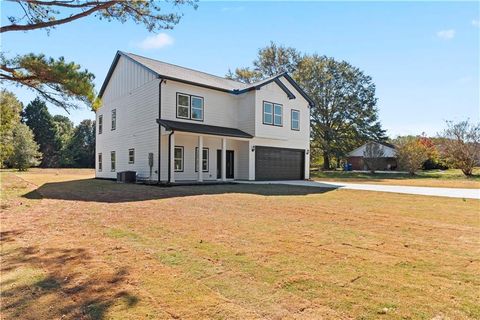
xmin=472 ymin=19 xmax=480 ymax=27
xmin=137 ymin=33 xmax=174 ymax=50
xmin=436 ymin=29 xmax=455 ymax=40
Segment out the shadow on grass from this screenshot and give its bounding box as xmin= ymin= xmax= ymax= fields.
xmin=22 ymin=178 xmax=337 ymax=203
xmin=1 ymin=240 xmax=138 ymax=320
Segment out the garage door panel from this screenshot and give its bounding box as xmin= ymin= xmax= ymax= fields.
xmin=255 ymin=146 xmax=304 ymax=180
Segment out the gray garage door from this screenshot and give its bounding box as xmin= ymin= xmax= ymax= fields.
xmin=255 ymin=146 xmax=305 ymax=180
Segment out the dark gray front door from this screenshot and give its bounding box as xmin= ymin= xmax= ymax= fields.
xmin=217 ymin=150 xmax=234 ymax=179
xmin=255 ymin=146 xmax=305 ymax=180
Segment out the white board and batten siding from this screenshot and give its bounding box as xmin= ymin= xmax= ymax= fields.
xmin=96 ymin=56 xmax=160 ymax=179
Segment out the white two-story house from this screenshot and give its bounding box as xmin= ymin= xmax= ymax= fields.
xmin=95 ymin=51 xmax=314 ymax=183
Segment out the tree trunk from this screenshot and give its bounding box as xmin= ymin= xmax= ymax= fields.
xmin=462 ymin=168 xmax=473 ymax=176
xmin=323 ymin=154 xmax=330 ymax=170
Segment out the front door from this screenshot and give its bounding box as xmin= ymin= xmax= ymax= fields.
xmin=217 ymin=150 xmax=234 ymax=179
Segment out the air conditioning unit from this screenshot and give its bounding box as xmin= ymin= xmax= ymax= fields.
xmin=116 ymin=171 xmax=136 ymax=183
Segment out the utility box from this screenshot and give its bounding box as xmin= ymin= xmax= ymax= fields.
xmin=117 ymin=171 xmax=136 ymax=183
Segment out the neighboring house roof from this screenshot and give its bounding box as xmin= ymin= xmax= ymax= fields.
xmin=98 ymin=51 xmax=315 ymax=106
xmin=347 ymin=141 xmax=397 ymax=157
xmin=156 ymin=119 xmax=253 ymax=139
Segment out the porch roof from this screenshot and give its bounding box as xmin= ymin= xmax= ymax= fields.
xmin=156 ymin=119 xmax=253 ymax=139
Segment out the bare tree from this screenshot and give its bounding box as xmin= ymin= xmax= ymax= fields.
xmin=363 ymin=142 xmax=385 ymax=173
xmin=441 ymin=121 xmax=480 ymax=176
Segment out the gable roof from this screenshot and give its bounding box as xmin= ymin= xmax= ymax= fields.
xmin=347 ymin=141 xmax=396 ymax=157
xmin=98 ymin=51 xmax=315 ymax=106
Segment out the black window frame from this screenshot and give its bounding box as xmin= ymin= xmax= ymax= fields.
xmin=291 ymin=109 xmax=300 ymax=131
xmin=263 ymin=101 xmax=283 ymax=127
xmin=128 ymin=148 xmax=135 ymax=164
xmin=98 ymin=115 xmax=103 ymax=134
xmin=110 ymin=151 xmax=116 ymax=172
xmin=111 ymin=109 xmax=116 ymax=131
xmin=174 ymin=146 xmax=184 ymax=172
xmin=98 ymin=153 xmax=102 ymax=171
xmin=195 ymin=147 xmax=209 ymax=172
xmin=176 ymin=92 xmax=204 ymax=122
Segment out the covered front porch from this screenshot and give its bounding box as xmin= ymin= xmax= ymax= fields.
xmin=158 ymin=119 xmax=254 ymax=183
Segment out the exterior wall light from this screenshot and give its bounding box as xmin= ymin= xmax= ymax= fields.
xmin=306 ymin=149 xmax=310 ymax=155
xmin=251 ymin=145 xmax=255 ymax=152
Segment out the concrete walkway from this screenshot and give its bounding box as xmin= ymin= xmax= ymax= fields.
xmin=237 ymin=180 xmax=480 ymax=199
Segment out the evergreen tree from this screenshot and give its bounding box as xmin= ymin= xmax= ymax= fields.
xmin=66 ymin=120 xmax=96 ymax=168
xmin=8 ymin=123 xmax=42 ymax=171
xmin=0 ymin=90 xmax=23 ymax=166
xmin=22 ymin=98 xmax=60 ymax=167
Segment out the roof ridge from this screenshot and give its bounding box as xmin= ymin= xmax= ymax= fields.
xmin=124 ymin=51 xmax=247 ymax=87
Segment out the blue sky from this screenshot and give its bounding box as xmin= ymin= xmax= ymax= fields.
xmin=2 ymin=1 xmax=479 ymax=137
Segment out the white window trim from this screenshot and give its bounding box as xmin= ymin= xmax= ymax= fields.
xmin=263 ymin=101 xmax=274 ymax=125
xmin=291 ymin=109 xmax=300 ymax=131
xmin=273 ymin=103 xmax=283 ymax=126
xmin=98 ymin=115 xmax=103 ymax=134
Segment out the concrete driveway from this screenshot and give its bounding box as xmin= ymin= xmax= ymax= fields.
xmin=237 ymin=180 xmax=480 ymax=199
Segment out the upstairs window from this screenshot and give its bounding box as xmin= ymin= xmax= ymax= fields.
xmin=128 ymin=148 xmax=135 ymax=164
xmin=274 ymin=104 xmax=283 ymax=126
xmin=98 ymin=115 xmax=103 ymax=134
xmin=291 ymin=110 xmax=300 ymax=131
xmin=98 ymin=153 xmax=102 ymax=171
xmin=191 ymin=96 xmax=204 ymax=121
xmin=195 ymin=147 xmax=209 ymax=172
xmin=263 ymin=101 xmax=282 ymax=126
xmin=176 ymin=93 xmax=204 ymax=121
xmin=263 ymin=102 xmax=273 ymax=125
xmin=111 ymin=109 xmax=116 ymax=130
xmin=110 ymin=151 xmax=116 ymax=172
xmin=177 ymin=93 xmax=190 ymax=119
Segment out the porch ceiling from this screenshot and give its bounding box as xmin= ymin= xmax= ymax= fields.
xmin=156 ymin=119 xmax=253 ymax=139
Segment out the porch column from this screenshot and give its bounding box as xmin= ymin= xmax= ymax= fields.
xmin=221 ymin=137 xmax=227 ymax=181
xmin=169 ymin=132 xmax=175 ymax=183
xmin=198 ymin=135 xmax=203 ymax=182
xmin=248 ymin=140 xmax=255 ymax=181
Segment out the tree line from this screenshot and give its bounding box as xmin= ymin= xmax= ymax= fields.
xmin=0 ymin=90 xmax=95 ymax=170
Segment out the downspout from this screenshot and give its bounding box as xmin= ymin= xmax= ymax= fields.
xmin=168 ymin=130 xmax=175 ymax=184
xmin=157 ymin=78 xmax=163 ymax=184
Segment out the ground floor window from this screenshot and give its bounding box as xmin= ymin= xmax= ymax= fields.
xmin=111 ymin=151 xmax=116 ymax=172
xmin=174 ymin=146 xmax=184 ymax=172
xmin=128 ymin=148 xmax=135 ymax=164
xmin=98 ymin=153 xmax=102 ymax=171
xmin=195 ymin=147 xmax=209 ymax=172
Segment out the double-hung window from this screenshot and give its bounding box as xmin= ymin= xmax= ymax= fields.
xmin=291 ymin=110 xmax=300 ymax=131
xmin=98 ymin=115 xmax=103 ymax=134
xmin=128 ymin=148 xmax=135 ymax=164
xmin=111 ymin=109 xmax=116 ymax=130
xmin=98 ymin=153 xmax=102 ymax=171
xmin=110 ymin=151 xmax=116 ymax=172
xmin=177 ymin=94 xmax=190 ymax=119
xmin=191 ymin=96 xmax=204 ymax=121
xmin=174 ymin=146 xmax=184 ymax=172
xmin=177 ymin=93 xmax=204 ymax=121
xmin=263 ymin=101 xmax=282 ymax=126
xmin=195 ymin=147 xmax=209 ymax=172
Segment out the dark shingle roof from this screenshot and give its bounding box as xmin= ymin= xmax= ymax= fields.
xmin=156 ymin=119 xmax=253 ymax=139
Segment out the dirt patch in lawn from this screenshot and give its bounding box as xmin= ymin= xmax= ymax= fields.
xmin=1 ymin=169 xmax=479 ymax=319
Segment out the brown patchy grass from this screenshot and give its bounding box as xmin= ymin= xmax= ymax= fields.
xmin=1 ymin=169 xmax=479 ymax=319
xmin=311 ymin=169 xmax=480 ymax=189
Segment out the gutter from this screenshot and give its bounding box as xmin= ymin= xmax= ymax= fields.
xmin=157 ymin=78 xmax=164 ymax=184
xmin=168 ymin=130 xmax=175 ymax=184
